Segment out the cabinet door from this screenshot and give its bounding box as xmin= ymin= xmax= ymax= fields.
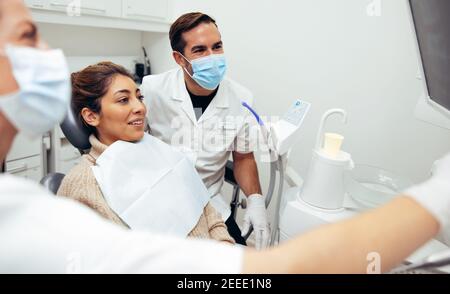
xmin=122 ymin=0 xmax=169 ymax=21
xmin=6 ymin=134 xmax=42 ymax=162
xmin=25 ymin=0 xmax=47 ymax=10
xmin=46 ymin=0 xmax=121 ymax=18
xmin=6 ymin=156 xmax=43 ymax=183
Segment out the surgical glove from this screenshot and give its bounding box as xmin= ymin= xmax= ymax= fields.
xmin=404 ymin=152 xmax=450 ymax=231
xmin=241 ymin=194 xmax=270 ymax=250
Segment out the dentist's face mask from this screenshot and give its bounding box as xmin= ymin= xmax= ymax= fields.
xmin=0 ymin=44 xmax=71 ymax=138
xmin=178 ymin=52 xmax=227 ymax=90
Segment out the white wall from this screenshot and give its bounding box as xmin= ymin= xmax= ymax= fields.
xmin=142 ymin=32 xmax=177 ymax=74
xmin=38 ymin=23 xmax=143 ymax=56
xmin=38 ymin=22 xmax=176 ymax=75
xmin=171 ymin=0 xmax=450 ymax=185
xmin=38 ymin=23 xmax=144 ymax=73
xmin=39 ymin=23 xmax=177 ymax=74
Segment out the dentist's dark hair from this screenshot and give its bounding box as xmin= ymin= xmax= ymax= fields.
xmin=169 ymin=12 xmax=218 ymax=55
xmin=71 ymin=61 xmax=134 ymax=134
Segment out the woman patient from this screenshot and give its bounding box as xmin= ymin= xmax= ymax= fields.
xmin=57 ymin=61 xmax=234 ymax=244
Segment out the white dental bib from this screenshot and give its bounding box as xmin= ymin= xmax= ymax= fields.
xmin=91 ymin=134 xmax=210 ymax=237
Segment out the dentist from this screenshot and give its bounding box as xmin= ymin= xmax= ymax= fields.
xmin=141 ymin=12 xmax=269 ymax=248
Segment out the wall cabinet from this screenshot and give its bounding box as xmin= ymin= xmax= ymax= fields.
xmin=46 ymin=0 xmax=122 ymax=18
xmin=122 ymin=0 xmax=169 ymax=21
xmin=6 ymin=155 xmax=44 ymax=183
xmin=7 ymin=134 xmax=42 ymax=162
xmin=26 ymin=0 xmax=171 ymax=32
xmin=24 ymin=0 xmax=47 ymax=10
xmin=5 ymin=134 xmax=45 ymax=183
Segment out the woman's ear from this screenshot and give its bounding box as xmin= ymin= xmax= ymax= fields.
xmin=81 ymin=107 xmax=100 ymax=127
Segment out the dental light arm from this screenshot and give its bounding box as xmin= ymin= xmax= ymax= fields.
xmin=241 ymin=100 xmax=311 ymax=245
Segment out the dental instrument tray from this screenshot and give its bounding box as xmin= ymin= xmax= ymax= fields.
xmin=344 ymin=165 xmax=413 ymax=209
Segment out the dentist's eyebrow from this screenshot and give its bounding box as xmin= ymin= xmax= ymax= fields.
xmin=191 ymin=45 xmax=207 ymax=52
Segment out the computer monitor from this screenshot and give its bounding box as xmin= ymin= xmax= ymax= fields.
xmin=409 ymin=0 xmax=450 ymax=128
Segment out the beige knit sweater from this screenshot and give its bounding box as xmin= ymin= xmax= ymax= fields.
xmin=57 ymin=135 xmax=235 ymax=244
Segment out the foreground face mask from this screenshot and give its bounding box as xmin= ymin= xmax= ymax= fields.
xmin=179 ymin=52 xmax=227 ymax=90
xmin=0 ymin=44 xmax=71 ymax=138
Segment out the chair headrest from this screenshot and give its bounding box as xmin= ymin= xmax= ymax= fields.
xmin=60 ymin=102 xmax=91 ymax=151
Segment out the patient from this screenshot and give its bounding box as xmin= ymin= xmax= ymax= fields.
xmin=57 ymin=61 xmax=235 ymax=244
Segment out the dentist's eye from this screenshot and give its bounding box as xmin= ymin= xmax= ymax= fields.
xmin=19 ymin=28 xmax=39 ymax=47
xmin=22 ymin=31 xmax=36 ymax=40
xmin=138 ymin=95 xmax=145 ymax=101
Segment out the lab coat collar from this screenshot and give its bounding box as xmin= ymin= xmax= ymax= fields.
xmin=198 ymin=85 xmax=229 ymax=124
xmin=171 ymin=68 xmax=229 ymax=125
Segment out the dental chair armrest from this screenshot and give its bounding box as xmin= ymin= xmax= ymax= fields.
xmin=40 ymin=173 xmax=66 ymax=195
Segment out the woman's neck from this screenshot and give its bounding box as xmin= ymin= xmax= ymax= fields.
xmin=88 ymin=134 xmax=109 ymax=160
xmin=97 ymin=133 xmax=115 ymax=147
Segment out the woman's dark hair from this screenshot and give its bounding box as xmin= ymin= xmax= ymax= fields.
xmin=71 ymin=61 xmax=134 ymax=134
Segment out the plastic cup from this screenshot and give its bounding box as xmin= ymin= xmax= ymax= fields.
xmin=323 ymin=133 xmax=344 ymax=158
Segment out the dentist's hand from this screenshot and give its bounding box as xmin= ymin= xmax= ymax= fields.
xmin=241 ymin=194 xmax=270 ymax=250
xmin=405 ymin=152 xmax=450 ymax=231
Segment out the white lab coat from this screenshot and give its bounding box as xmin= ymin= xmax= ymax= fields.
xmin=142 ymin=68 xmax=257 ymax=221
xmin=0 ymin=175 xmax=243 ymax=274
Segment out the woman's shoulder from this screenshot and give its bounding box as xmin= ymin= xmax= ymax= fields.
xmin=66 ymin=155 xmax=94 ymax=176
xmin=57 ymin=155 xmax=96 ymax=194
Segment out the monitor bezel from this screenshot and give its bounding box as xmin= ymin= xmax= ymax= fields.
xmin=407 ymin=0 xmax=450 ymax=119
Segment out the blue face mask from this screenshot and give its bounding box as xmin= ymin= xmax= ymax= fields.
xmin=179 ymin=53 xmax=227 ymax=90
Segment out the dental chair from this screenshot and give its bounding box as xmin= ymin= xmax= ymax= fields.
xmin=39 ymin=105 xmax=247 ymax=236
xmin=39 ymin=103 xmax=90 ymax=193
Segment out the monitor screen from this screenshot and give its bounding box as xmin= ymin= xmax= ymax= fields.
xmin=410 ymin=0 xmax=450 ymax=111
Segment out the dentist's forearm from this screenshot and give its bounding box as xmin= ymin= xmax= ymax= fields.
xmin=232 ymin=152 xmax=262 ymax=196
xmin=242 ymin=197 xmax=439 ymax=274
